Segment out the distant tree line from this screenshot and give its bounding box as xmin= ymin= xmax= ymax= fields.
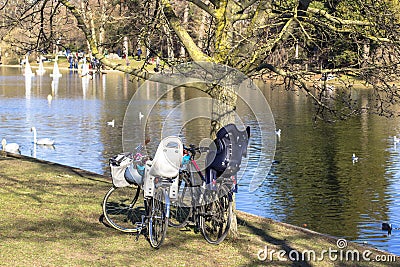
xmin=1 ymin=0 xmax=400 ymax=117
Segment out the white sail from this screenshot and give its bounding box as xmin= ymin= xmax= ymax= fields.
xmin=50 ymin=59 xmax=62 ymax=78
xmin=24 ymin=55 xmax=35 ymax=77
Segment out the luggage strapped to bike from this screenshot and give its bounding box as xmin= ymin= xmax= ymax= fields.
xmin=109 ymin=152 xmax=134 ymax=188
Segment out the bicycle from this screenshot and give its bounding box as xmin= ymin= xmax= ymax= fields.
xmin=102 ymin=146 xmax=146 ymax=233
xmin=176 ymin=144 xmax=233 ymax=244
xmin=102 ymin=137 xmax=184 ymax=248
xmin=169 ymin=124 xmax=250 ymax=244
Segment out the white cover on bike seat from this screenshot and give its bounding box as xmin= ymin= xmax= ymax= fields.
xmin=149 ymin=136 xmax=183 ymax=178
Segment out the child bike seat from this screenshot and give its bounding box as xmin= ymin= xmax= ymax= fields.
xmin=149 ymin=136 xmax=183 ymax=178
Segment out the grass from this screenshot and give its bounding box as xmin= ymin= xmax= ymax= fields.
xmin=0 ymin=153 xmax=398 ymax=266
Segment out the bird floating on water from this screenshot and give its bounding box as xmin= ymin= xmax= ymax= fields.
xmin=31 ymin=127 xmax=55 ymax=146
xmin=382 ymin=222 xmax=393 ymax=235
xmin=1 ymin=138 xmax=20 ymax=153
xmin=107 ymin=119 xmax=115 ymax=127
xmin=275 ymin=129 xmax=281 ymax=141
xmin=139 ymin=112 xmax=144 ymax=121
xmin=47 ymin=94 xmax=53 ymax=104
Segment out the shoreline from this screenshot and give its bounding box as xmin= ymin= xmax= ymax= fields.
xmin=0 ymin=63 xmax=123 ymax=73
xmin=0 ymin=151 xmax=398 ymax=266
xmin=1 ymin=62 xmax=378 ymax=89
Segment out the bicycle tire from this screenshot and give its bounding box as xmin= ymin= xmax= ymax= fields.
xmin=148 ymin=187 xmax=168 ymax=249
xmin=168 ymin=172 xmax=193 ymax=228
xmin=102 ymin=186 xmax=144 ymax=233
xmin=200 ymin=184 xmax=232 ymax=244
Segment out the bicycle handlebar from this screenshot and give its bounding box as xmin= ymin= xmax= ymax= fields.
xmin=183 ymin=144 xmax=209 ymax=157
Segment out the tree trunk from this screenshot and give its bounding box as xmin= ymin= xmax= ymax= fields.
xmin=197 ymin=11 xmax=208 ymax=49
xmin=362 ymin=41 xmax=370 ymax=67
xmin=163 ymin=25 xmax=175 ymax=60
xmin=98 ymin=0 xmax=108 ymax=55
xmin=209 ymin=78 xmax=239 ymax=239
xmin=180 ymin=3 xmax=189 ymax=58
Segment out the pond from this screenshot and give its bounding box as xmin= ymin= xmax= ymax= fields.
xmin=1 ymin=66 xmax=399 ymax=255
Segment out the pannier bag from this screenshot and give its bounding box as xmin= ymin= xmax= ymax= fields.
xmin=110 ymin=153 xmax=143 ymax=187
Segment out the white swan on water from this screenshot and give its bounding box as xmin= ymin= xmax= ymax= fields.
xmin=1 ymin=138 xmax=20 ymax=153
xmin=30 ymin=127 xmax=55 ymax=145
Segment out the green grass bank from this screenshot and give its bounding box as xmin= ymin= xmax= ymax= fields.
xmin=0 ymin=153 xmax=398 ymax=266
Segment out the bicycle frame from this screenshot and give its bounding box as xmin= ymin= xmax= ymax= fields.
xmin=183 ymin=145 xmax=235 ymax=200
xmin=180 ymin=145 xmax=234 ymax=244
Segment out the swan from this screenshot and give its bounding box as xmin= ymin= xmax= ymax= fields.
xmin=107 ymin=119 xmax=115 ymax=127
xmin=139 ymin=112 xmax=144 ymax=121
xmin=1 ymin=138 xmax=20 ymax=153
xmin=31 ymin=127 xmax=55 ymax=145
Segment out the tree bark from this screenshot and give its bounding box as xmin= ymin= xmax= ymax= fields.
xmin=180 ymin=3 xmax=189 ymax=58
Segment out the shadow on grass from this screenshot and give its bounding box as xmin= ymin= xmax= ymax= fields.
xmin=2 ymin=216 xmax=108 ymax=242
xmin=236 ymin=215 xmax=313 ymax=267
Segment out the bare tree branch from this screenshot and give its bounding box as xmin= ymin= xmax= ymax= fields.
xmin=186 ymin=0 xmax=216 ymax=18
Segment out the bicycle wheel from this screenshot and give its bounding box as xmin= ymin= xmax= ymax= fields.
xmin=148 ymin=187 xmax=168 ymax=249
xmin=200 ymin=185 xmax=232 ymax=244
xmin=169 ymin=172 xmax=193 ymax=228
xmin=102 ymin=186 xmax=144 ymax=233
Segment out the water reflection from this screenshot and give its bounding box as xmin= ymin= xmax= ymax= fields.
xmin=81 ymin=76 xmax=89 ymax=98
xmin=243 ymin=83 xmax=400 ymax=254
xmin=1 ymin=66 xmax=399 ymax=255
xmin=25 ymin=76 xmax=31 ymax=99
xmin=52 ymin=77 xmax=59 ymax=97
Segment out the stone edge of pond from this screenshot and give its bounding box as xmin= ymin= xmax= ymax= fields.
xmin=1 ymin=150 xmax=397 ymax=258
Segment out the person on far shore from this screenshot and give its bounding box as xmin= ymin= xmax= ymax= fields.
xmin=68 ymin=53 xmax=73 ymax=69
xmin=137 ymin=47 xmax=142 ymax=60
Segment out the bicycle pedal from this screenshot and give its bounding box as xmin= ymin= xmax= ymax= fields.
xmin=135 ymin=215 xmax=147 ymax=241
xmin=135 ymin=232 xmax=141 ymax=241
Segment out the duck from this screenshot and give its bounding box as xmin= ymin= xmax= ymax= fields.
xmin=1 ymin=138 xmax=20 ymax=153
xmin=382 ymin=222 xmax=392 ymax=235
xmin=107 ymin=119 xmax=115 ymax=127
xmin=30 ymin=127 xmax=55 ymax=145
